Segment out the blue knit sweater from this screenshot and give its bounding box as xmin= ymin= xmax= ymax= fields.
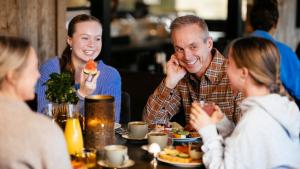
xmin=35 ymin=57 xmax=121 ymax=122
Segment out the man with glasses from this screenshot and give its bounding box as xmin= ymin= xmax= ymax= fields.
xmin=143 ymin=15 xmax=242 ymax=129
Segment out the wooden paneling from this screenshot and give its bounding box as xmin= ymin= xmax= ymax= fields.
xmin=0 ymin=0 xmax=66 ymax=64
xmin=57 ymin=0 xmax=67 ymax=57
xmin=276 ymin=0 xmax=300 ymax=50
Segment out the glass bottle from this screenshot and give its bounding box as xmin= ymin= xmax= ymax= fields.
xmin=64 ymin=104 xmax=84 ymax=155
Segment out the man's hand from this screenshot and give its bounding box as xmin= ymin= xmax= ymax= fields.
xmin=165 ymin=54 xmax=187 ymax=89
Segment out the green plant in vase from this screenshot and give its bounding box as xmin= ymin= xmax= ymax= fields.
xmin=44 ymin=71 xmax=79 ymax=129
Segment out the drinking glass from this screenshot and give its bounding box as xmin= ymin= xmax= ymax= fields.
xmin=73 ymin=148 xmax=97 ymax=168
xmin=200 ymin=101 xmax=216 ymax=116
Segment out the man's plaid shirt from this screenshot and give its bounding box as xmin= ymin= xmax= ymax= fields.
xmin=143 ymin=48 xmax=243 ymax=125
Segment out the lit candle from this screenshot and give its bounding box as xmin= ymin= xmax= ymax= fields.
xmin=148 ymin=143 xmax=161 ymax=168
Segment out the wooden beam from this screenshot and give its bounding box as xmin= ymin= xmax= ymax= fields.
xmin=90 ymin=0 xmax=111 ymax=63
xmin=0 ymin=0 xmax=66 ymax=64
xmin=56 ymin=0 xmax=67 ymax=60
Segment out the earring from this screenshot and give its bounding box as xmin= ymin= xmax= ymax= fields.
xmin=70 ymin=47 xmax=72 ymax=50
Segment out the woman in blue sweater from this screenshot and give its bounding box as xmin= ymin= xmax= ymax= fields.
xmin=36 ymin=14 xmax=121 ymax=122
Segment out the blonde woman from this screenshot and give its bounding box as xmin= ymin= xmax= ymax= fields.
xmin=0 ymin=36 xmax=71 ymax=169
xmin=190 ymin=37 xmax=300 ymax=169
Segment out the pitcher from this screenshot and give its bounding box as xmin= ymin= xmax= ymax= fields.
xmin=64 ymin=104 xmax=84 ymax=155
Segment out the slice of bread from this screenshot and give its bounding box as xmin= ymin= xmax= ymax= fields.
xmin=83 ymin=59 xmax=97 ymax=75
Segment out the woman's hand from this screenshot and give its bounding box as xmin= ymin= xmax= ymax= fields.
xmin=189 ymin=102 xmax=224 ymax=131
xmin=78 ymin=70 xmax=100 ymax=97
xmin=211 ymin=105 xmax=224 ymax=124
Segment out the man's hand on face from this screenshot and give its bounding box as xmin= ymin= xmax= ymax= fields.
xmin=165 ymin=54 xmax=187 ymax=89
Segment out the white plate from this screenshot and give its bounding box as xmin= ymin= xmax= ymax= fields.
xmin=114 ymin=122 xmax=121 ymax=130
xmin=121 ymin=134 xmax=147 ymax=140
xmin=172 ymin=137 xmax=200 ymax=142
xmin=157 ymin=155 xmax=201 ymax=168
xmin=98 ymin=159 xmax=135 ymax=168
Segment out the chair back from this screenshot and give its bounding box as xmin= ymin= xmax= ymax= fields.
xmin=120 ymin=91 xmax=131 ymax=124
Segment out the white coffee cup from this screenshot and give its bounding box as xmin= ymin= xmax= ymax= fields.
xmin=104 ymin=145 xmax=129 ymax=167
xmin=128 ymin=121 xmax=148 ymax=139
xmin=147 ymin=132 xmax=168 ymax=150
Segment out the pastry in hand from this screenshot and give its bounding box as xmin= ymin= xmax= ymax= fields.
xmin=83 ymin=59 xmax=97 ymax=75
xmin=83 ymin=59 xmax=97 ymax=82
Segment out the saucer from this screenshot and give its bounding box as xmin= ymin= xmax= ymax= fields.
xmin=121 ymin=134 xmax=147 ymax=140
xmin=98 ymin=159 xmax=135 ymax=168
xmin=114 ymin=123 xmax=121 ymax=130
xmin=141 ymin=145 xmax=148 ymax=151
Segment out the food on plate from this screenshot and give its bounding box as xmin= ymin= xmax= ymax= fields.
xmin=172 ymin=130 xmax=189 ymax=138
xmin=159 ymin=146 xmax=202 ymax=163
xmin=159 ymin=147 xmax=191 ymax=163
xmin=149 ymin=123 xmax=173 ymax=132
xmin=189 ymin=131 xmax=200 ymax=138
xmin=175 ymin=145 xmax=189 ymax=154
xmin=172 ymin=128 xmax=200 ymax=139
xmin=83 ymin=59 xmax=97 ymax=75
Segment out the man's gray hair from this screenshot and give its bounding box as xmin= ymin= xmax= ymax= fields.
xmin=170 ymin=15 xmax=209 ymax=38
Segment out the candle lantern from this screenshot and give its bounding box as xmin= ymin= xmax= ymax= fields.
xmin=84 ymin=95 xmax=115 ymax=153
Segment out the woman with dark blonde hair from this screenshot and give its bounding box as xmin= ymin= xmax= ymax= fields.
xmin=36 ymin=14 xmax=121 ymax=122
xmin=0 ymin=36 xmax=71 ymax=168
xmin=190 ymin=37 xmax=300 ymax=169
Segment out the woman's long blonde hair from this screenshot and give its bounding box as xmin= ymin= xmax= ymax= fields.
xmin=227 ymin=37 xmax=290 ymax=98
xmin=0 ymin=35 xmax=30 ymax=85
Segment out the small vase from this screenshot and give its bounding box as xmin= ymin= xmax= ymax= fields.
xmin=48 ymin=102 xmax=69 ymax=130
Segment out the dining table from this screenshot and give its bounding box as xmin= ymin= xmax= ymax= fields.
xmin=93 ymin=125 xmax=206 ymax=169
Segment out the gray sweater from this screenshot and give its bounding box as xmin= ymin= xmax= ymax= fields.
xmin=0 ymin=96 xmax=72 ymax=169
xmin=199 ymin=94 xmax=300 ymax=169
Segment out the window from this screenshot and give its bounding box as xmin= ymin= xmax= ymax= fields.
xmin=175 ymin=0 xmax=228 ymax=20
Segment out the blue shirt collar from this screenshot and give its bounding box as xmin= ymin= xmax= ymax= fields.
xmin=250 ymin=30 xmax=276 ymax=43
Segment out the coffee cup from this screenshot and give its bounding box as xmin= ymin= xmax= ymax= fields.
xmin=104 ymin=145 xmax=129 ymax=167
xmin=128 ymin=121 xmax=148 ymax=139
xmin=147 ymin=132 xmax=168 ymax=150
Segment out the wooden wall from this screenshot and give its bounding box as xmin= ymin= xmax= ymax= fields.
xmin=0 ymin=0 xmax=66 ymax=64
xmin=276 ymin=0 xmax=300 ymax=50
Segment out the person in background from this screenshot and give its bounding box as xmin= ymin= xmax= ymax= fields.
xmin=0 ymin=35 xmax=71 ymax=169
xmin=249 ymin=0 xmax=300 ymax=107
xmin=295 ymin=42 xmax=300 ymax=60
xmin=143 ymin=15 xmax=242 ymax=129
xmin=36 ymin=14 xmax=121 ymax=122
xmin=190 ymin=37 xmax=300 ymax=169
